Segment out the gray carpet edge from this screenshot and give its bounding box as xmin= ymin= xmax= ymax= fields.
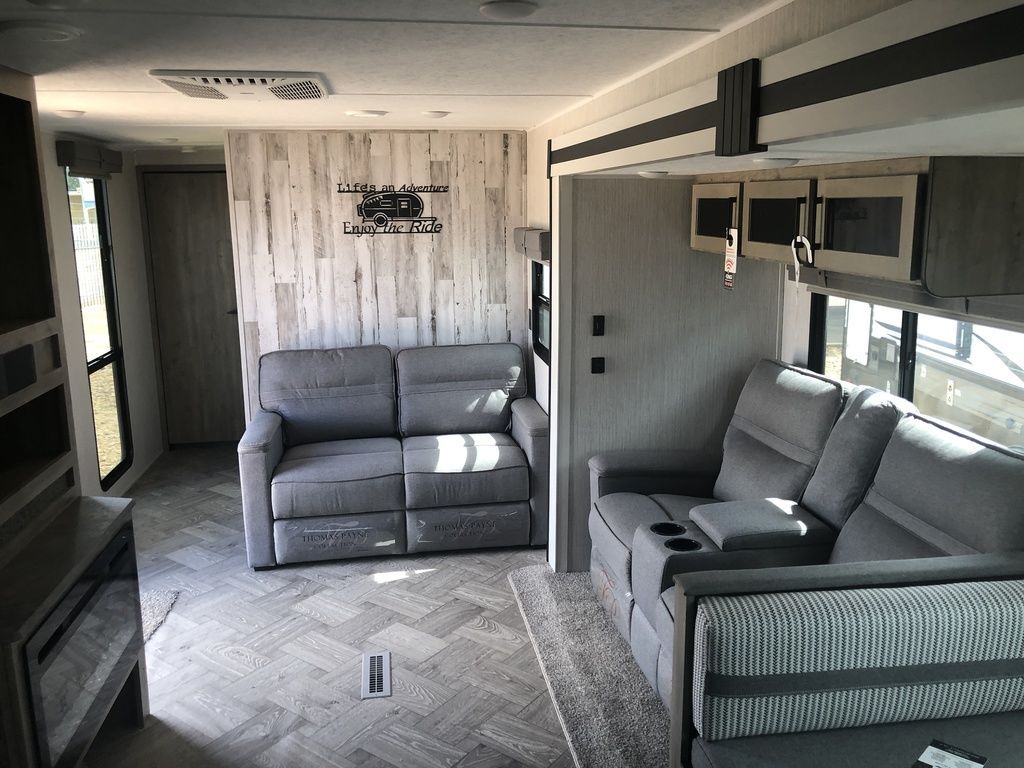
xmin=508 ymin=564 xmax=670 ymax=768
xmin=141 ymin=589 xmax=179 ymax=642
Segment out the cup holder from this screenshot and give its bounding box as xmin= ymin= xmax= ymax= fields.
xmin=650 ymin=522 xmax=686 ymax=537
xmin=665 ymin=538 xmax=701 ymax=552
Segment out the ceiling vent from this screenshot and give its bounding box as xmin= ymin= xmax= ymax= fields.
xmin=150 ymin=70 xmax=329 ymax=101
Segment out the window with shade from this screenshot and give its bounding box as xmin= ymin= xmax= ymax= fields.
xmin=815 ymin=294 xmax=1024 ymax=452
xmin=65 ymin=171 xmax=133 ymax=488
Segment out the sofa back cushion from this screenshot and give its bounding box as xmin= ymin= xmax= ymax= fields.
xmin=713 ymin=360 xmax=844 ymax=502
xmin=693 ymin=579 xmax=1024 ymax=741
xmin=802 ymin=386 xmax=914 ymax=529
xmin=830 ymin=414 xmax=1024 ymax=563
xmin=396 ymin=343 xmax=526 ymax=437
xmin=259 ymin=346 xmax=397 ymax=446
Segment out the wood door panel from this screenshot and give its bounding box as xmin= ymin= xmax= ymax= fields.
xmin=145 ymin=171 xmax=244 ymax=443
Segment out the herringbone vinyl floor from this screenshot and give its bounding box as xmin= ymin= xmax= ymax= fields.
xmin=86 ymin=446 xmax=572 ymax=768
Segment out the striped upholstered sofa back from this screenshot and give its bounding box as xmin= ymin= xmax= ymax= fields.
xmin=692 ymin=579 xmax=1024 ymax=741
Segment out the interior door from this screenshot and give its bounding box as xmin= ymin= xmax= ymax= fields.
xmin=143 ymin=170 xmax=244 ymax=444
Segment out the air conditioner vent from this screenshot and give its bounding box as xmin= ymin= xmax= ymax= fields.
xmin=150 ymin=70 xmax=329 ymax=101
xmin=269 ymin=79 xmax=326 ymax=101
xmin=158 ymin=78 xmax=228 ymax=100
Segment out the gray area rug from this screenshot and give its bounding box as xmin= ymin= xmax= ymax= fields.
xmin=141 ymin=589 xmax=179 ymax=642
xmin=508 ymin=565 xmax=670 ymax=768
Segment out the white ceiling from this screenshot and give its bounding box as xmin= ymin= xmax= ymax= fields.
xmin=0 ymin=0 xmax=777 ymax=146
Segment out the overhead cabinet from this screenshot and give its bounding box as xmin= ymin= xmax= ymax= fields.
xmin=923 ymin=156 xmax=1024 ymax=297
xmin=813 ymin=175 xmax=924 ymax=283
xmin=741 ymin=179 xmax=815 ymax=264
xmin=690 ymin=182 xmax=740 ymax=254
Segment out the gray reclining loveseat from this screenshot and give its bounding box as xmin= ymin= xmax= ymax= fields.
xmin=588 ymin=358 xmax=1024 ymax=766
xmin=238 ymin=342 xmax=548 ymax=568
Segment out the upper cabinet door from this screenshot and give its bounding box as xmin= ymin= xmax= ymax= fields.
xmin=923 ymin=157 xmax=1024 ymax=298
xmin=814 ymin=175 xmax=923 ymax=282
xmin=741 ymin=179 xmax=814 ymax=264
xmin=690 ymin=182 xmax=741 ymax=255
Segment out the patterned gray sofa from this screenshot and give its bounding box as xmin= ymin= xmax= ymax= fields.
xmin=238 ymin=343 xmax=548 ymax=568
xmin=588 ymin=359 xmax=1024 ymax=766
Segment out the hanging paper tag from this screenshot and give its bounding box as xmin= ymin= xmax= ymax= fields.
xmin=913 ymin=740 xmax=987 ymax=768
xmin=724 ymin=227 xmax=738 ymax=290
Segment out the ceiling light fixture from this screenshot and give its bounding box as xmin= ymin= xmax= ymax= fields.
xmin=0 ymin=20 xmax=81 ymax=42
xmin=180 ymin=146 xmax=197 ymax=154
xmin=345 ymin=109 xmax=388 ymax=118
xmin=752 ymin=157 xmax=800 ymax=168
xmin=54 ymin=109 xmax=85 ymax=119
xmin=422 ymin=111 xmax=451 ymax=119
xmin=479 ymin=1 xmax=539 ymax=21
xmin=638 ymin=170 xmax=669 ymax=179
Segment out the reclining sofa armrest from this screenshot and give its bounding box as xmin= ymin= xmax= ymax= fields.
xmin=588 ymin=449 xmax=721 ymax=505
xmin=238 ymin=411 xmax=284 ymax=568
xmin=668 ymin=552 xmax=1024 ymax=767
xmin=512 ymin=397 xmax=549 ymax=546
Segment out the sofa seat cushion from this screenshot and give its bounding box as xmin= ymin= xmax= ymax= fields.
xmin=271 ymin=437 xmax=405 ymax=519
xmin=402 ymin=433 xmax=529 ymax=509
xmin=692 ymin=710 xmax=1024 ymax=768
xmin=589 ymin=493 xmax=713 ymax=588
xmin=690 ymin=499 xmax=837 ymax=551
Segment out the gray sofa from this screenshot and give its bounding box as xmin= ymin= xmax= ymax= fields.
xmin=587 ymin=358 xmax=1024 ymax=767
xmin=238 ymin=342 xmax=548 ymax=568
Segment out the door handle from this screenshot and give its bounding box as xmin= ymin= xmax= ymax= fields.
xmin=226 ymin=308 xmax=238 ymax=316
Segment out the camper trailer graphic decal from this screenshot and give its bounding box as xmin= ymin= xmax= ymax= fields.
xmin=337 ymin=182 xmax=448 ymax=236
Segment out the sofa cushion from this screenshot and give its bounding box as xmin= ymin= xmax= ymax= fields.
xmin=802 ymin=385 xmax=913 ymax=529
xmin=692 ymin=710 xmax=1024 ymax=768
xmin=830 ymin=415 xmax=1024 ymax=563
xmin=690 ymin=499 xmax=836 ymax=551
xmin=402 ymin=433 xmax=529 ymax=509
xmin=714 ymin=360 xmax=843 ymax=503
xmin=271 ymin=437 xmax=404 ymax=518
xmin=589 ymin=493 xmax=712 ymax=588
xmin=259 ymin=346 xmax=397 ymax=446
xmin=396 ymin=343 xmax=526 ymax=437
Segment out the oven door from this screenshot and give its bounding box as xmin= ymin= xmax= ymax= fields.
xmin=24 ymin=525 xmax=143 ymax=768
xmin=742 ymin=179 xmax=814 ymax=264
xmin=814 ymin=175 xmax=923 ymax=281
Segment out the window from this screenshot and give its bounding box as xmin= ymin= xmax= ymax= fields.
xmin=66 ymin=172 xmax=132 ymax=488
xmin=812 ymin=293 xmax=1024 ymax=451
xmin=914 ymin=317 xmax=1024 ymax=450
xmin=823 ymin=297 xmax=904 ymax=395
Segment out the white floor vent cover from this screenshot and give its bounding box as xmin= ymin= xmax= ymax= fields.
xmin=361 ymin=651 xmax=392 ymax=699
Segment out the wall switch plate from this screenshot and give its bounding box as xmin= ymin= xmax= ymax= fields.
xmin=592 ymin=315 xmax=605 ymax=336
xmin=591 ymin=357 xmax=605 ymax=374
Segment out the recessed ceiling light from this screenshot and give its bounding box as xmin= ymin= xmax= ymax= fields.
xmin=54 ymin=109 xmax=85 ymax=119
xmin=345 ymin=109 xmax=388 ymax=118
xmin=752 ymin=157 xmax=800 ymax=168
xmin=180 ymin=146 xmax=197 ymax=154
xmin=422 ymin=111 xmax=451 ymax=119
xmin=638 ymin=170 xmax=669 ymax=179
xmin=160 ymin=138 xmax=179 ymax=144
xmin=0 ymin=20 xmax=82 ymax=42
xmin=479 ymin=1 xmax=539 ymax=21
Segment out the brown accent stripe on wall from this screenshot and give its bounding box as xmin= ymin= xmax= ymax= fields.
xmin=759 ymin=4 xmax=1024 ymax=115
xmin=549 ymin=101 xmax=716 ymax=166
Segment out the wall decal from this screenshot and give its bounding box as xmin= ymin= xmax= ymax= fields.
xmin=337 ymin=182 xmax=449 ymax=236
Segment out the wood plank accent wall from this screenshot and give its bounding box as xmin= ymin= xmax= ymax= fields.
xmin=225 ymin=130 xmax=526 ymax=416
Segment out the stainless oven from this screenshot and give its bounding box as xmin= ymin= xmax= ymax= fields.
xmin=690 ymin=182 xmax=741 ymax=254
xmin=814 ymin=175 xmax=924 ymax=281
xmin=742 ymin=179 xmax=815 ymax=264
